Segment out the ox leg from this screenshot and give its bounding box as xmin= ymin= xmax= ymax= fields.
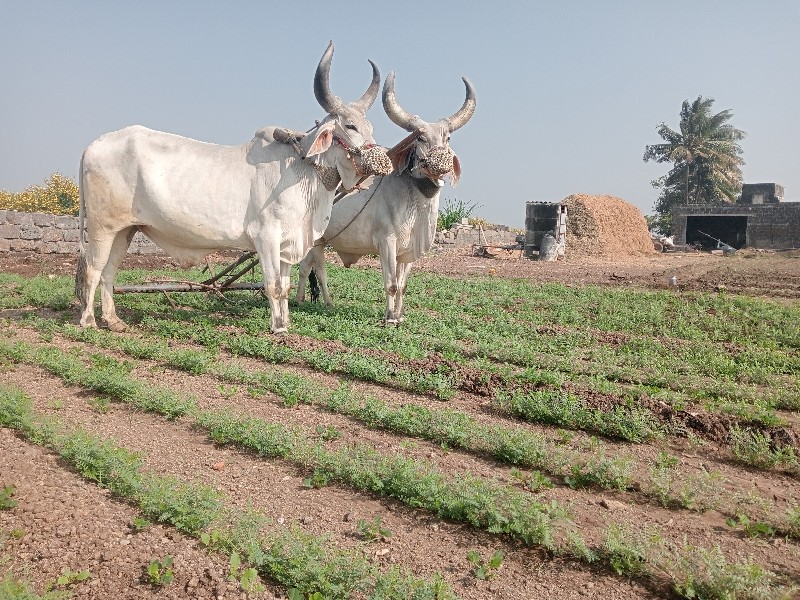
xmin=296 ymin=245 xmax=332 ymax=306
xmin=395 ymin=262 xmax=414 ymax=323
xmin=279 ymin=259 xmax=292 ymax=329
xmin=255 ymin=243 xmax=289 ymax=334
xmin=99 ymin=228 xmax=136 ymax=332
xmin=78 ymin=262 xmax=102 ymax=329
xmin=78 ymin=233 xmax=118 ymax=329
xmin=378 ymin=241 xmax=400 ymax=325
xmin=296 ymin=252 xmax=313 ymax=304
xmin=310 ymin=246 xmax=333 ymax=307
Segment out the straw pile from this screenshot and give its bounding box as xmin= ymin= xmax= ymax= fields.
xmin=562 ymin=194 xmax=654 ymax=257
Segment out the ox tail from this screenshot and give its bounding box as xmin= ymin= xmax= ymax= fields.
xmin=74 ymin=154 xmax=88 ymax=306
xmin=309 ymin=268 xmax=320 ymax=303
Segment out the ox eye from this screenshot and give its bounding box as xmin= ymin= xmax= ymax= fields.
xmin=418 ymin=136 xmax=427 ymax=144
xmin=345 ymin=122 xmax=358 ymax=131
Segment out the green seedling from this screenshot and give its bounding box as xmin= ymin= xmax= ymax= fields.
xmin=787 ymin=504 xmax=800 ymax=537
xmin=466 ymin=549 xmax=504 ymax=580
xmin=199 ymin=529 xmax=223 ymax=549
xmin=725 ymin=514 xmax=776 ymax=538
xmin=87 ymin=396 xmax=112 ymax=414
xmin=288 ymin=590 xmax=325 ymax=600
xmin=603 ymin=524 xmax=648 ymax=577
xmin=217 ymin=384 xmax=239 ymax=399
xmin=356 ymin=516 xmax=392 ymax=542
xmin=315 ymin=424 xmax=341 ymax=441
xmin=238 ymin=567 xmax=263 ymax=594
xmin=55 ymin=568 xmax=90 ymax=587
xmin=10 ymin=528 xmax=26 ymax=540
xmin=302 ymin=469 xmax=331 ymax=489
xmin=130 ymin=516 xmax=150 ymax=532
xmin=648 ymin=451 xmax=679 ymax=507
xmin=145 ymin=556 xmax=174 ymax=586
xmin=0 ymin=485 xmax=17 ymax=510
xmin=554 ymin=429 xmax=575 ymax=445
xmin=510 ymin=468 xmax=553 ymax=492
xmin=228 ymin=551 xmax=264 ymax=594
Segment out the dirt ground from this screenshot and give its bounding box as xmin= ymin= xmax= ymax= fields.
xmin=1 ymin=247 xmax=799 ymax=600
xmin=2 ymin=245 xmax=799 ymax=299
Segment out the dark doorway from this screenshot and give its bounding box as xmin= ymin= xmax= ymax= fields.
xmin=686 ymin=215 xmax=748 ymax=249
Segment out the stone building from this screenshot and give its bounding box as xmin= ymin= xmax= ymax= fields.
xmin=672 ymin=183 xmax=799 ymax=249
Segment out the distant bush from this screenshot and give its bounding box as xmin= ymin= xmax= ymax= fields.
xmin=0 ymin=172 xmax=79 ymax=216
xmin=437 ymin=197 xmax=482 ymax=231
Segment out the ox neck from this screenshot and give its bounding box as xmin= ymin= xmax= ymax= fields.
xmin=405 ymin=171 xmax=442 ymax=199
xmin=308 ymin=157 xmax=341 ymax=192
xmin=300 ymin=141 xmax=342 ymax=192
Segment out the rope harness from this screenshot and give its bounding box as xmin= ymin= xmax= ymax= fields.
xmin=273 ymin=122 xmax=392 ymax=193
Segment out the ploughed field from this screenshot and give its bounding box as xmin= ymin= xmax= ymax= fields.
xmin=1 ymin=249 xmax=799 ymax=600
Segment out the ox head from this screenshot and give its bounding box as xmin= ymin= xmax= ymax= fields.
xmin=303 ymin=42 xmax=392 ymax=191
xmin=383 ymin=72 xmax=476 ymax=188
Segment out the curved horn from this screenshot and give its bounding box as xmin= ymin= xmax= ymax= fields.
xmin=314 ymin=41 xmax=343 ymax=114
xmin=382 ymin=71 xmax=418 ymax=132
xmin=444 ymin=77 xmax=477 ymax=132
xmin=351 ymin=60 xmax=380 ymax=112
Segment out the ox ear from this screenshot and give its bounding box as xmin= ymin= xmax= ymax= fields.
xmin=450 ymin=153 xmax=461 ymax=187
xmin=391 ymin=145 xmax=414 ymax=175
xmin=305 ymin=121 xmax=336 ymax=158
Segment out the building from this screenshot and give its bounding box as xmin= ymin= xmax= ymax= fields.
xmin=672 ymin=183 xmax=799 ymax=249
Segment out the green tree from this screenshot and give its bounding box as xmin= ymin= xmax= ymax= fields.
xmin=643 ymin=96 xmax=745 ymax=234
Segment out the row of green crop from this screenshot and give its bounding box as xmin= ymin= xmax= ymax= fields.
xmin=2 ymin=363 xmax=796 ymax=599
xmin=3 ymin=268 xmax=796 ymax=422
xmin=4 ymin=327 xmax=799 ymax=542
xmin=0 ymin=338 xmax=566 ymax=548
xmin=88 ymin=310 xmax=800 ymax=447
xmin=0 ymin=385 xmax=455 ymax=599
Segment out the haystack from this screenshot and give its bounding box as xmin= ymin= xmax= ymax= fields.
xmin=562 ymin=194 xmax=654 ymax=258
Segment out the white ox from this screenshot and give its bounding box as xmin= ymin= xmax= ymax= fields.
xmin=296 ymin=72 xmax=476 ymax=323
xmin=76 ymin=43 xmax=390 ymax=334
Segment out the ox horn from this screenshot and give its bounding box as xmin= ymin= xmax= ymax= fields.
xmin=351 ymin=60 xmax=380 ymax=113
xmin=382 ymin=72 xmax=419 ymax=132
xmin=314 ymin=41 xmax=344 ymax=114
xmin=444 ymin=77 xmax=477 ymax=132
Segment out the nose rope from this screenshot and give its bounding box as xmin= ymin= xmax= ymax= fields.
xmin=272 ymin=123 xmax=391 ymax=192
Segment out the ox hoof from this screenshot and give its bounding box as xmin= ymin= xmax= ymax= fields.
xmin=106 ymin=320 xmax=128 ymax=333
xmin=384 ymin=319 xmax=400 ymax=327
xmin=272 ymin=327 xmax=288 ymax=335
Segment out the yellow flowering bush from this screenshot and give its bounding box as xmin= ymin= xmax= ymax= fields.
xmin=0 ymin=172 xmax=79 ymax=216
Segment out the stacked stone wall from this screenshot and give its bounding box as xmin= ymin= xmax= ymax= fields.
xmin=0 ymin=210 xmax=521 ymax=256
xmin=434 ymin=223 xmax=519 ymax=249
xmin=0 ymin=210 xmax=161 ymax=255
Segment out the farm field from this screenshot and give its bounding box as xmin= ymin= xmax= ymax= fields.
xmin=1 ymin=248 xmax=799 ymax=599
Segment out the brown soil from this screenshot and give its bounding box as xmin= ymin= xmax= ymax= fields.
xmin=1 ymin=248 xmax=800 ymax=600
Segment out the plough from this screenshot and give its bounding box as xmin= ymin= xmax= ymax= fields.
xmin=113 ymin=251 xmax=263 ymax=298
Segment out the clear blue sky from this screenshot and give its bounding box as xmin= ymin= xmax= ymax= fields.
xmin=2 ymin=1 xmax=798 ymax=228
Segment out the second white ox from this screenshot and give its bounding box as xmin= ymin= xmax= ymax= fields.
xmin=296 ymin=72 xmax=476 ymax=323
xmin=76 ymin=43 xmax=391 ymax=334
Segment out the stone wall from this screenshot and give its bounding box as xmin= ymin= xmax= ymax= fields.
xmin=0 ymin=210 xmax=161 ymax=255
xmin=434 ymin=223 xmax=519 ymax=250
xmin=0 ymin=210 xmax=520 ymax=255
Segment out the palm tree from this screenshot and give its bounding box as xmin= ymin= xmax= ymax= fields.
xmin=644 ymin=96 xmax=745 ymax=232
